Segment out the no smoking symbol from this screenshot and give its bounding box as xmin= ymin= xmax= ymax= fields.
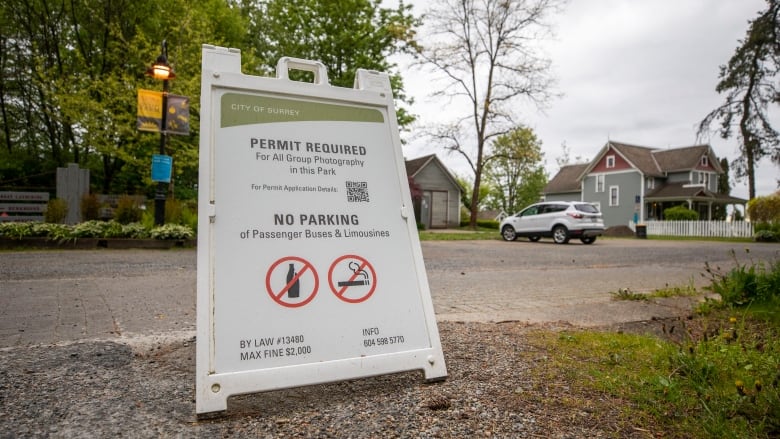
xmin=328 ymin=255 xmax=377 ymax=303
xmin=265 ymin=256 xmax=319 ymax=308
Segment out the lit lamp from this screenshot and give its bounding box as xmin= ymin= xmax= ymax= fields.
xmin=145 ymin=40 xmax=175 ymax=226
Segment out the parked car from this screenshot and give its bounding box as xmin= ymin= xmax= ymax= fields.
xmin=499 ymin=201 xmax=605 ymax=244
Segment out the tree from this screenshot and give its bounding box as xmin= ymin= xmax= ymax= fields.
xmin=718 ymin=157 xmax=731 ymax=194
xmin=416 ymin=0 xmax=562 ymax=228
xmin=698 ymin=0 xmax=780 ymax=200
xmin=482 ymin=127 xmax=546 ymax=214
xmin=0 ymin=0 xmax=249 ymax=196
xmin=244 ymin=0 xmax=420 ymax=130
xmin=454 ymin=172 xmax=490 ymax=218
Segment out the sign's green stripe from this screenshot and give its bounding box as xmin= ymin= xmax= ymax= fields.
xmin=221 ymin=93 xmax=384 ymax=127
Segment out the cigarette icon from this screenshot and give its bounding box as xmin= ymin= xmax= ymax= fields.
xmin=338 ymin=260 xmax=370 ymax=287
xmin=338 ymin=280 xmax=370 ymax=287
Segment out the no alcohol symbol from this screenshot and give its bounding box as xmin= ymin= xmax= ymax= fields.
xmin=265 ymin=256 xmax=319 ymax=308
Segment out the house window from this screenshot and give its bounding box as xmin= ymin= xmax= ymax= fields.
xmin=609 ymin=186 xmax=619 ymax=206
xmin=698 ymin=172 xmax=710 ymax=187
xmin=596 ymin=174 xmax=605 ymax=192
xmin=646 ymin=177 xmax=654 ymax=190
xmin=701 ymin=156 xmax=708 ymax=167
xmin=606 ymin=155 xmax=616 ymax=168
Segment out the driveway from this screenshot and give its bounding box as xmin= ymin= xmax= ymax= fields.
xmin=1 ymin=239 xmax=777 ymax=346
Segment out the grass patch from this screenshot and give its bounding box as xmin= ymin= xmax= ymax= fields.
xmin=525 ymin=309 xmax=780 ymax=438
xmin=418 ymin=228 xmax=498 ymax=241
xmin=530 ymin=253 xmax=780 ymax=438
xmin=611 ymin=279 xmax=700 ymax=301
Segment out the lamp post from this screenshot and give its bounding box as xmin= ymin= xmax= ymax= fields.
xmin=146 ymin=40 xmax=176 ymax=226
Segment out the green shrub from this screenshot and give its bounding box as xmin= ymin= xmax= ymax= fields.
xmin=476 ymin=219 xmax=499 ymax=229
xmin=0 ymin=222 xmax=34 ymax=239
xmin=114 ymin=195 xmax=143 ymax=224
xmin=755 ymin=230 xmax=778 ymax=242
xmin=80 ymin=194 xmax=100 ymax=221
xmin=704 ymin=250 xmax=780 ymax=306
xmin=44 ymin=198 xmax=68 ymax=223
xmin=180 ymin=201 xmax=198 ymax=232
xmin=120 ymin=222 xmax=150 ymax=239
xmin=664 ymin=205 xmax=699 ymax=221
xmin=165 ymin=198 xmax=183 ymax=224
xmin=71 ymin=220 xmax=122 ymax=238
xmin=150 ymin=224 xmax=194 ymax=240
xmin=747 ymin=194 xmax=780 ymax=223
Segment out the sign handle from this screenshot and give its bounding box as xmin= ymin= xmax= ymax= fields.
xmin=276 ymin=57 xmax=329 ymax=86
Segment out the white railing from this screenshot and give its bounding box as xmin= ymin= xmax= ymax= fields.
xmin=629 ymin=220 xmax=754 ymax=238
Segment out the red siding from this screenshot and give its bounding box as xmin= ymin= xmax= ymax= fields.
xmin=693 ymin=157 xmax=715 ymax=171
xmin=591 ymin=147 xmax=632 ymax=172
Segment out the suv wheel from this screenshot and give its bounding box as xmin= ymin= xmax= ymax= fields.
xmin=580 ymin=236 xmax=596 ymax=245
xmin=501 ymin=225 xmax=517 ymax=241
xmin=552 ymin=225 xmax=569 ymax=244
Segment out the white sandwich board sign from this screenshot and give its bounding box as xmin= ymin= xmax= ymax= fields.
xmin=195 ymin=45 xmax=447 ymax=414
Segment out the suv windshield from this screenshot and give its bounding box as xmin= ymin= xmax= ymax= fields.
xmin=574 ymin=203 xmax=599 ymax=214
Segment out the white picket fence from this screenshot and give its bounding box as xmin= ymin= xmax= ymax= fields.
xmin=629 ymin=220 xmax=754 ymax=238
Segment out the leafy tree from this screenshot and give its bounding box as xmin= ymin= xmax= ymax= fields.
xmin=698 ymin=0 xmax=780 ymax=200
xmin=717 ymin=157 xmax=731 ymax=194
xmin=482 ymin=127 xmax=546 ymax=214
xmin=454 ymin=172 xmax=490 ymax=214
xmin=416 ymin=0 xmax=562 ymax=228
xmin=244 ymin=0 xmax=420 ymax=130
xmin=0 ymin=0 xmax=249 ymax=196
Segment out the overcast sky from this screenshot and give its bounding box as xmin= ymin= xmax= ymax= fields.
xmin=395 ymin=0 xmax=777 ymax=200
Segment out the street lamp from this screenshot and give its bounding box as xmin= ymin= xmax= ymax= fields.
xmin=146 ymin=40 xmax=175 ymax=226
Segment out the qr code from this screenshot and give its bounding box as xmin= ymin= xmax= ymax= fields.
xmin=346 ymin=181 xmax=369 ymax=203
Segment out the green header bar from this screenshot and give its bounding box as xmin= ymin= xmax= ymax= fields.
xmin=221 ymin=93 xmax=384 ymax=127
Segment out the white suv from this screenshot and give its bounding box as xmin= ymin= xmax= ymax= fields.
xmin=500 ymin=201 xmax=605 ymax=244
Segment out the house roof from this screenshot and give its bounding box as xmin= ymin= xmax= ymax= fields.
xmin=544 ymin=163 xmax=588 ymax=194
xmin=609 ymin=141 xmax=664 ymax=177
xmin=405 ymin=154 xmax=436 ymax=177
xmin=645 ymin=182 xmax=746 ymax=203
xmin=652 ymin=144 xmax=723 ymax=173
xmin=405 ymin=153 xmax=462 ymax=192
xmin=577 ymin=141 xmax=722 ymax=181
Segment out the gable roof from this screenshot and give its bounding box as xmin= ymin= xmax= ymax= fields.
xmin=652 ymin=144 xmax=723 ymax=173
xmin=544 ymin=163 xmax=588 ymax=194
xmin=545 ymin=140 xmax=726 ymax=196
xmin=579 ymin=140 xmax=723 ymax=180
xmin=405 ymin=154 xmax=462 ymax=192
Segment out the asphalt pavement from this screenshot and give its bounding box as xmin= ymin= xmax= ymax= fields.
xmin=1 ymin=238 xmax=778 ymax=347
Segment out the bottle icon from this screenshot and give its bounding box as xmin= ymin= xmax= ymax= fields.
xmin=286 ymin=263 xmax=300 ymax=298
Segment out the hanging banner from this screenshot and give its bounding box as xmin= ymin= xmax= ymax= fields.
xmin=195 ymin=45 xmax=447 ymax=415
xmin=166 ymin=94 xmax=190 ymax=135
xmin=137 ymin=89 xmax=162 ymax=133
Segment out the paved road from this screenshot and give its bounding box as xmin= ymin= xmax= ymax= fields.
xmin=1 ymin=239 xmax=777 ymax=347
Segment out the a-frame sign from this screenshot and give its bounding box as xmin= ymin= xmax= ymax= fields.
xmin=195 ymin=45 xmax=447 ymax=414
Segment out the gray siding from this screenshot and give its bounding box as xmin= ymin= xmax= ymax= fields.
xmin=413 ymin=162 xmax=460 ymax=227
xmin=583 ymin=171 xmax=642 ymax=227
xmin=667 ymin=172 xmax=689 ymax=183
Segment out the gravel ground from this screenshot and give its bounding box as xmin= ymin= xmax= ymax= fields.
xmin=0 ymin=320 xmax=657 ymax=439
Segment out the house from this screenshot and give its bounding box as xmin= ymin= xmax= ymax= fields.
xmin=543 ymin=141 xmax=747 ymax=227
xmin=405 ymin=154 xmax=462 ymax=229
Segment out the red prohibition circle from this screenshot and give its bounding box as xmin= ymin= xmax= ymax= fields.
xmin=327 ymin=254 xmax=377 ymax=304
xmin=265 ymin=256 xmax=319 ymax=308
